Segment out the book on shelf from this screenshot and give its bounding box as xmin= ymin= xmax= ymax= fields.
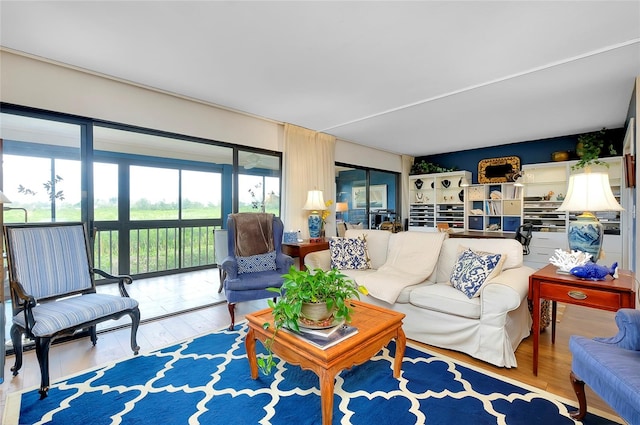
xmin=284 ymin=324 xmax=358 ymax=349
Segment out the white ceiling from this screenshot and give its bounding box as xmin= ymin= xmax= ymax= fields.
xmin=1 ymin=1 xmax=639 ymax=157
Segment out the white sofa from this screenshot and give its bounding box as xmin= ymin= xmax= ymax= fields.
xmin=304 ymin=229 xmax=536 ymax=368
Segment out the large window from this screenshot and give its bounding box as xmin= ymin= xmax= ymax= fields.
xmin=1 ymin=107 xmax=282 ymax=280
xmin=1 ymin=113 xmax=83 ymax=224
xmin=130 ymin=165 xmax=179 ymax=221
xmin=335 ymin=164 xmax=400 ymax=229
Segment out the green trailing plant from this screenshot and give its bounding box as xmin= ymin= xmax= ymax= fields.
xmin=257 ymin=266 xmax=368 ymax=375
xmin=573 ymin=128 xmax=617 ymax=170
xmin=410 ymin=161 xmax=458 ymax=175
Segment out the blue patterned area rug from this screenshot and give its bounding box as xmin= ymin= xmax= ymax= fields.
xmin=5 ymin=324 xmax=621 ymax=425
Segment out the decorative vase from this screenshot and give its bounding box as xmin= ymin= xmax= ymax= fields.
xmin=551 ymin=151 xmax=569 ymax=162
xmin=308 ymin=213 xmax=321 ymax=239
xmin=301 ymin=301 xmax=335 ymax=322
xmin=567 ymin=212 xmax=603 ymax=262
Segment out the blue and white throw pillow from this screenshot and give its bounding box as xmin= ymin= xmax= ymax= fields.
xmin=237 ymin=251 xmax=277 ymax=274
xmin=329 ymin=236 xmax=370 ymax=270
xmin=450 ymin=248 xmax=506 ymax=298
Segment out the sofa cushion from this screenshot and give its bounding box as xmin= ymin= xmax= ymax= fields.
xmin=237 ymin=251 xmax=276 ymax=274
xmin=436 ymin=238 xmax=523 ymax=284
xmin=329 ymin=236 xmax=370 ymax=270
xmin=344 ymin=229 xmax=391 ymax=269
xmin=410 ymin=283 xmax=481 ymax=319
xmin=449 ymin=247 xmax=506 ymax=298
xmin=361 ymin=231 xmax=445 ymax=304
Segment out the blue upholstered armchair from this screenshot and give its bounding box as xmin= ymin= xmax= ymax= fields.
xmin=221 ymin=214 xmax=294 ymax=330
xmin=569 ymin=308 xmax=640 ymax=424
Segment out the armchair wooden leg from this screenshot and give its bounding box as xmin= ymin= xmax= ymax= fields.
xmin=35 ymin=336 xmax=53 ymax=399
xmin=10 ymin=324 xmax=24 ymax=376
xmin=218 ymin=269 xmax=226 ymax=293
xmin=89 ymin=325 xmax=98 ymax=345
xmin=129 ymin=307 xmax=141 ymax=354
xmin=228 ymin=302 xmax=236 ymax=330
xmin=569 ymin=371 xmax=587 ymax=420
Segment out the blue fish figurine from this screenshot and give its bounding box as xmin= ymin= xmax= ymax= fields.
xmin=570 ymin=262 xmax=618 ymax=280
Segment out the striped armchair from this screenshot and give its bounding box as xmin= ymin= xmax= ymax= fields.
xmin=4 ymin=222 xmax=141 ymax=399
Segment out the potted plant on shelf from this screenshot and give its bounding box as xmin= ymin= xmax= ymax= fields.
xmin=258 ymin=266 xmax=368 ymax=375
xmin=410 ymin=160 xmax=458 ymax=175
xmin=573 ymin=128 xmax=617 ymax=170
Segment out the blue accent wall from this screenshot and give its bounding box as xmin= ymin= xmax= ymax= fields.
xmin=418 ymin=128 xmax=625 ymax=184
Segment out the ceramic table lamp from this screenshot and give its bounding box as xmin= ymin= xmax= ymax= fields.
xmin=303 ymin=190 xmax=325 ymax=242
xmin=556 ymin=170 xmax=623 ymax=262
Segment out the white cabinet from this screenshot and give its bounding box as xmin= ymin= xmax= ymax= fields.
xmin=466 ymin=183 xmax=523 ymax=233
xmin=522 ymin=157 xmax=625 ymax=269
xmin=409 ymin=171 xmax=471 ymax=231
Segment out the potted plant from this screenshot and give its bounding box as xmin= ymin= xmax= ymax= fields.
xmin=573 ymin=128 xmax=617 ymax=170
xmin=410 ymin=160 xmax=458 ymax=175
xmin=258 ymin=266 xmax=368 ymax=374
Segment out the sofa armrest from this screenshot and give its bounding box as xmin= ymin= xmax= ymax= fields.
xmin=594 ymin=308 xmax=640 ymax=351
xmin=479 ymin=266 xmax=535 ymax=314
xmin=304 ymin=249 xmax=331 ymax=271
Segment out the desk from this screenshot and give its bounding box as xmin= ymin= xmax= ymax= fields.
xmin=447 ymin=230 xmax=513 ymax=239
xmin=528 ymin=264 xmax=636 ymax=375
xmin=282 ymin=240 xmax=330 ymax=270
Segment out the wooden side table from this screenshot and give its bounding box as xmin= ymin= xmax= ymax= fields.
xmin=528 ymin=264 xmax=636 ymax=375
xmin=282 ymin=239 xmax=330 ymax=270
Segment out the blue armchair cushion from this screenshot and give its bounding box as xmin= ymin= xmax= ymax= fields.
xmin=449 ymin=248 xmax=505 ymax=298
xmin=237 ymin=251 xmax=277 ymax=274
xmin=12 ymin=293 xmax=139 ymax=337
xmin=329 ymin=236 xmax=370 ymax=270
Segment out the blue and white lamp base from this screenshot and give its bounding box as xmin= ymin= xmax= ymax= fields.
xmin=567 ymin=212 xmax=603 ymax=263
xmin=308 ymin=213 xmax=322 ymax=241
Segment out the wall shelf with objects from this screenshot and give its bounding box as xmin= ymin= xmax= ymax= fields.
xmin=521 ymin=156 xmax=626 ymax=270
xmin=466 ymin=183 xmax=523 ymax=232
xmin=408 ymin=171 xmax=471 ymax=231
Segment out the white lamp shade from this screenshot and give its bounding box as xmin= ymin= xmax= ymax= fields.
xmin=0 ymin=191 xmax=11 ymax=204
xmin=335 ymin=202 xmax=348 ymax=212
xmin=459 ymin=177 xmax=470 ymax=187
xmin=556 ymin=171 xmax=623 ymax=212
xmin=303 ymin=190 xmax=326 ymax=211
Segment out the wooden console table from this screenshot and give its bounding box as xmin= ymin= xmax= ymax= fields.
xmin=528 ymin=264 xmax=636 ymax=375
xmin=282 ymin=239 xmax=329 ymax=270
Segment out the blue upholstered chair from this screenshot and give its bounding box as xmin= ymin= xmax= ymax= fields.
xmin=221 ymin=214 xmax=294 ymax=330
xmin=569 ymin=308 xmax=640 ymax=424
xmin=4 ymin=223 xmax=140 ymax=398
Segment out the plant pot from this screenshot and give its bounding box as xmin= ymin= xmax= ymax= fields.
xmin=301 ymin=302 xmax=335 ymax=322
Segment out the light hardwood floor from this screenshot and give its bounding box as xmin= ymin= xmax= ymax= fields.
xmin=1 ymin=270 xmax=626 ymax=423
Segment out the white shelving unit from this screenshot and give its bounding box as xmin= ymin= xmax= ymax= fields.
xmin=466 ymin=182 xmax=523 ymax=233
xmin=521 ymin=157 xmax=625 ymax=270
xmin=408 ymin=171 xmax=471 ymax=231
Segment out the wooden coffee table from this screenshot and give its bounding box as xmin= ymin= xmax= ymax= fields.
xmin=244 ymin=300 xmax=406 ymax=425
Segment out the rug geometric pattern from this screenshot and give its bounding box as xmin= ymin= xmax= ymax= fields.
xmin=6 ymin=324 xmax=620 ymax=425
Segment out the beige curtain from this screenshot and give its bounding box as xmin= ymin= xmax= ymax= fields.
xmin=401 ymin=155 xmax=414 ymax=229
xmin=282 ymin=124 xmax=336 ymax=239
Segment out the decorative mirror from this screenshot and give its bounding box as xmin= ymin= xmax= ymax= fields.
xmin=478 ymin=156 xmax=521 ymax=183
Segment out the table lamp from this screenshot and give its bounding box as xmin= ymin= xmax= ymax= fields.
xmin=556 ymin=170 xmax=623 ymax=262
xmin=303 ymin=190 xmax=325 ymax=242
